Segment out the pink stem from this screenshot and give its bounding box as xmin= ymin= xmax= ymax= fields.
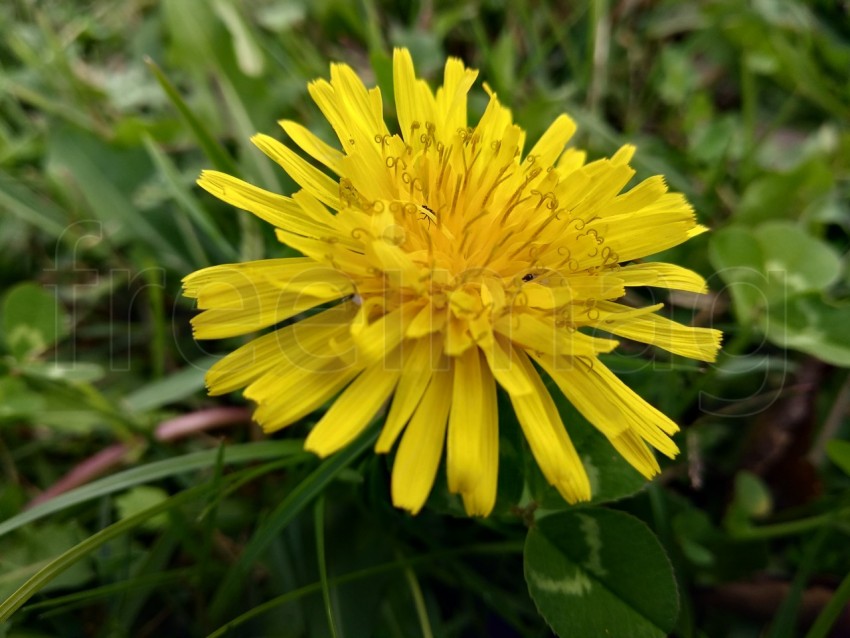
xmin=27 ymin=442 xmax=133 ymax=509
xmin=25 ymin=407 xmax=252 ymax=509
xmin=154 ymin=406 xmax=251 ymax=442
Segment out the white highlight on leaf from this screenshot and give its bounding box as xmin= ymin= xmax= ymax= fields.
xmin=528 ymin=567 xmax=592 ymax=596
xmin=583 ymin=455 xmax=600 ymax=495
xmin=578 ymin=514 xmax=607 ymax=577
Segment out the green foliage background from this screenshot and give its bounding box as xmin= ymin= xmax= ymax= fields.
xmin=1 ymin=0 xmax=849 ymax=636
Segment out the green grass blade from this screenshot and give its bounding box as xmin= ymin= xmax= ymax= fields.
xmin=209 ymin=427 xmax=378 ymax=622
xmin=314 ymin=495 xmax=339 ymax=638
xmin=122 ymin=356 xmax=219 ymax=413
xmin=48 ymin=129 xmax=188 ymax=271
xmin=145 ymin=57 xmax=240 ymax=177
xmin=0 ymin=171 xmax=71 ymax=238
xmin=0 ymin=441 xmax=306 ymax=538
xmin=142 ymin=135 xmax=239 ymax=263
xmin=805 ymin=569 xmax=850 ymax=638
xmin=208 ymin=541 xmax=525 ymax=637
xmin=0 ymin=482 xmax=215 ymax=621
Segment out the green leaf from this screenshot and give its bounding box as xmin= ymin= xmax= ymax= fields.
xmin=2 ymin=282 xmax=68 ymax=360
xmin=709 ymin=223 xmax=849 ymax=366
xmin=122 ymin=356 xmax=219 ymax=413
xmin=46 ymin=127 xmax=188 ymax=271
xmin=19 ymin=361 xmax=104 ymax=384
xmin=708 ymin=225 xmax=769 ymax=323
xmin=525 ymin=508 xmax=679 ymax=638
xmin=0 ymin=523 xmax=92 ymax=601
xmin=765 ymin=294 xmax=850 ymax=367
xmin=754 ymin=222 xmax=841 ymax=294
xmin=826 ymin=440 xmax=850 ymax=477
xmin=0 ymin=377 xmax=45 ymax=421
xmin=733 ymin=471 xmax=773 ymax=518
xmin=114 ymin=486 xmax=170 ymax=530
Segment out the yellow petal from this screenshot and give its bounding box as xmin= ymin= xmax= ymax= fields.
xmin=304 ymin=356 xmax=401 ymax=456
xmin=617 ymin=262 xmax=709 ymax=294
xmin=250 ymin=357 xmax=361 ymax=433
xmin=197 ymin=171 xmax=330 ymax=236
xmin=251 ymin=133 xmax=340 ymax=208
xmin=608 ymin=429 xmax=660 ymax=479
xmin=393 ymin=48 xmax=435 ymax=146
xmin=351 ymin=301 xmax=424 ymax=363
xmin=481 ymin=333 xmax=534 ymax=395
xmin=542 ymin=354 xmax=679 ymax=457
xmin=205 ymin=302 xmax=355 ymax=395
xmin=595 ymin=301 xmax=722 ymax=362
xmin=391 ymin=364 xmax=452 ymax=514
xmin=527 ymin=114 xmax=577 ymax=169
xmin=376 ymin=335 xmax=443 ymax=453
xmin=447 ymin=347 xmax=500 ymax=516
xmin=447 ymin=346 xmax=485 ymax=493
xmin=508 ymin=348 xmax=591 ymax=503
xmin=279 ymin=119 xmax=344 ymax=175
xmin=493 ymin=312 xmax=618 ymax=358
xmin=459 ymin=360 xmax=499 ymax=516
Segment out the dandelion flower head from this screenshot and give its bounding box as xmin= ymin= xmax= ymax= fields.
xmin=184 ymin=48 xmax=722 ymax=516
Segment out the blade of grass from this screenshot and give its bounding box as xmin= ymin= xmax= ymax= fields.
xmin=402 ymin=561 xmax=434 ymax=638
xmin=0 ymin=441 xmax=306 ymax=538
xmin=208 ymin=426 xmax=378 ymax=623
xmin=805 ymin=569 xmax=850 ymax=638
xmin=766 ymin=527 xmax=830 ymax=638
xmin=145 ymin=57 xmax=241 ymax=177
xmin=48 ymin=129 xmax=188 ymax=271
xmin=314 ymin=495 xmax=339 ymax=638
xmin=142 ymin=135 xmax=239 ymax=262
xmin=0 ymin=480 xmax=217 ymax=621
xmin=207 ymin=541 xmax=525 ymax=638
xmin=20 ymin=567 xmax=193 ymax=615
xmin=122 ymin=356 xmax=220 ymax=413
xmin=0 ymin=171 xmax=73 ymax=238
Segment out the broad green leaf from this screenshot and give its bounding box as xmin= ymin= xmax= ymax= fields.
xmin=710 ymin=223 xmax=848 ymax=366
xmin=115 ymin=486 xmax=170 ymax=530
xmin=122 ymin=356 xmax=219 ymax=413
xmin=524 ymin=508 xmax=679 ymax=638
xmin=141 ymin=136 xmax=239 ymax=264
xmin=46 ymin=127 xmax=187 ymax=271
xmin=708 ymin=225 xmax=769 ymax=323
xmin=754 ymin=222 xmax=841 ymax=294
xmin=20 ymin=361 xmax=104 ymax=384
xmin=765 ymin=294 xmax=850 ymax=367
xmin=826 ymin=440 xmax=850 ymax=477
xmin=2 ymin=282 xmax=68 ymax=361
xmin=733 ymin=471 xmax=773 ymax=518
xmin=0 ymin=377 xmax=44 ymax=420
xmin=0 ymin=171 xmax=68 ymax=238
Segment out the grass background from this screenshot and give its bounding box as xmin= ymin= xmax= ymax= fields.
xmin=1 ymin=0 xmax=849 ymax=636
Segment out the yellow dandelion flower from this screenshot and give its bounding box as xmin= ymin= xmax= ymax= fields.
xmin=184 ymin=48 xmax=722 ymax=517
